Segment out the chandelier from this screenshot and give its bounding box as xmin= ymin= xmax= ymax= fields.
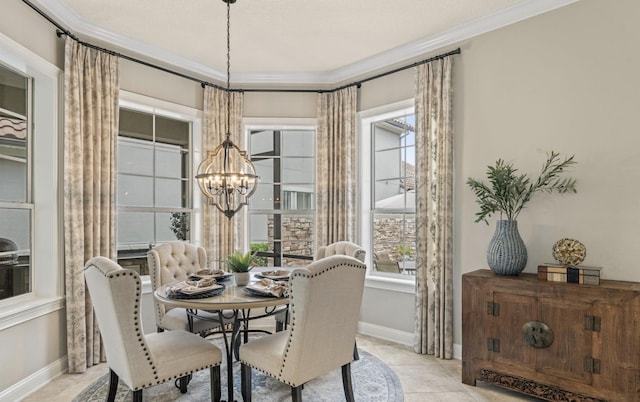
xmin=196 ymin=0 xmax=258 ymax=219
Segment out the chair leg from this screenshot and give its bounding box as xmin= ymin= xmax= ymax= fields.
xmin=107 ymin=369 xmax=119 ymax=402
xmin=177 ymin=374 xmax=191 ymax=393
xmin=211 ymin=366 xmax=221 ymax=402
xmin=342 ymin=363 xmax=355 ymax=402
xmin=291 ymin=385 xmax=303 ymax=402
xmin=353 ymin=341 xmax=360 ymax=361
xmin=241 ymin=363 xmax=252 ymax=402
xmin=133 ymin=389 xmax=143 ymax=402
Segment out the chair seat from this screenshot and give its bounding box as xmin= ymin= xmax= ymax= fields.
xmin=239 ymin=331 xmax=288 ymax=380
xmin=143 ymin=331 xmax=222 ymax=389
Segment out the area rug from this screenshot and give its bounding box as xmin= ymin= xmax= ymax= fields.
xmin=73 ymin=340 xmax=403 ymax=402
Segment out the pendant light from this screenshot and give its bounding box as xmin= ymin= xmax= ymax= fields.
xmin=196 ymin=0 xmax=258 ymax=219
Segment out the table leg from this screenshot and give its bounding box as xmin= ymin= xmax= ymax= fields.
xmin=217 ymin=310 xmax=241 ymax=402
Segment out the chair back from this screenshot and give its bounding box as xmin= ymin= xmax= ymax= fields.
xmin=315 ymin=241 xmax=365 ymax=262
xmin=147 ymin=242 xmax=207 ymax=322
xmin=84 ymin=257 xmax=154 ymax=389
xmin=280 ymin=255 xmax=366 ymax=385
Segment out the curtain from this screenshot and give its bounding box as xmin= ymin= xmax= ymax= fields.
xmin=414 ymin=56 xmax=454 ymax=358
xmin=202 ymin=86 xmax=244 ymax=263
xmin=63 ymin=39 xmax=119 ymax=372
xmin=315 ymin=86 xmax=357 ymax=246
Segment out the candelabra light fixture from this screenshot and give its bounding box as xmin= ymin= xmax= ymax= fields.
xmin=196 ymin=0 xmax=258 ymax=219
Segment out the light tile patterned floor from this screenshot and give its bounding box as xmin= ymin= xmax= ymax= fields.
xmin=22 ymin=334 xmax=541 ymax=401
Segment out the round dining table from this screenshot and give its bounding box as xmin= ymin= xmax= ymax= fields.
xmin=154 ymin=268 xmax=291 ymax=402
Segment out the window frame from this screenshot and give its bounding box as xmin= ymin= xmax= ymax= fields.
xmin=0 ymin=32 xmax=63 ymax=329
xmin=244 ymin=118 xmax=317 ymax=265
xmin=359 ymin=99 xmax=416 ymax=294
xmin=118 ymin=91 xmax=202 ymax=286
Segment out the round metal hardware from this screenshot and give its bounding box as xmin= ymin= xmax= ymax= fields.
xmin=522 ymin=321 xmax=554 ymax=348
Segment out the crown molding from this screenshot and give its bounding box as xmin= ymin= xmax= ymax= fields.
xmin=32 ymin=0 xmax=578 ymax=86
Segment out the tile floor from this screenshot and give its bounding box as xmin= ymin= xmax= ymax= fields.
xmin=21 ymin=334 xmax=540 ymax=401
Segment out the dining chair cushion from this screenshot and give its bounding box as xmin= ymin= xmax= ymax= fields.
xmin=238 ymin=331 xmax=289 ymax=377
xmin=144 ymin=330 xmax=221 ymax=383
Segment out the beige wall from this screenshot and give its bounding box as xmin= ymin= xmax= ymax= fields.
xmin=3 ymin=1 xmax=640 ymax=394
xmin=453 ymin=0 xmax=640 ymax=345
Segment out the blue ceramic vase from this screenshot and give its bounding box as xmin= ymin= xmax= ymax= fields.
xmin=487 ymin=220 xmax=527 ymax=275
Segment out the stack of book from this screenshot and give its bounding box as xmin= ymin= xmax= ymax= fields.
xmin=537 ymin=263 xmax=602 ymax=285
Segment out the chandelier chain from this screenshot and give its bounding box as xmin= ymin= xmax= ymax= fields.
xmin=226 ymin=0 xmax=231 ymax=140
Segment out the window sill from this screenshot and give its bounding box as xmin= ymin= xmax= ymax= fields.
xmin=0 ymin=296 xmax=65 ymax=331
xmin=365 ymin=274 xmax=415 ymax=294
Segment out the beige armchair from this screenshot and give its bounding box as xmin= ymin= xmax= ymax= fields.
xmin=275 ymin=241 xmax=366 ymax=343
xmin=147 ymin=242 xmax=226 ymax=335
xmin=84 ymin=257 xmax=222 ymax=402
xmin=239 ymin=255 xmax=366 ymax=402
xmin=316 ymin=241 xmax=366 ymax=262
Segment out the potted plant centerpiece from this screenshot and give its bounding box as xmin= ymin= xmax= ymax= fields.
xmin=223 ymin=250 xmax=259 ymax=286
xmin=467 ymin=151 xmax=577 ymax=275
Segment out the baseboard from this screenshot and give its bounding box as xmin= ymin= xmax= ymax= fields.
xmin=357 ymin=322 xmax=463 ymax=360
xmin=357 ymin=321 xmax=414 ymax=346
xmin=0 ymin=355 xmax=67 ymax=402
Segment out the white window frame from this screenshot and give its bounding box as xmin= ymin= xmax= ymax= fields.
xmin=243 ymin=117 xmax=317 ymax=258
xmin=119 ymin=91 xmax=202 ymax=292
xmin=359 ymin=99 xmax=415 ymax=294
xmin=0 ymin=32 xmax=63 ymax=330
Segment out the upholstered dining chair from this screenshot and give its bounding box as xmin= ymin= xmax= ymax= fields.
xmin=316 ymin=240 xmax=366 ymax=262
xmin=84 ymin=256 xmax=222 ymax=402
xmin=239 ymin=255 xmax=366 ymax=402
xmin=274 ymin=241 xmax=366 ymax=361
xmin=148 ymin=242 xmax=227 ymax=335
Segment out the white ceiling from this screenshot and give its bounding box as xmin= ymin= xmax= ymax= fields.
xmin=32 ymin=0 xmax=577 ymax=85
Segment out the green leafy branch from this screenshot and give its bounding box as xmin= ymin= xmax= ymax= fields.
xmin=467 ymin=151 xmax=577 ymax=224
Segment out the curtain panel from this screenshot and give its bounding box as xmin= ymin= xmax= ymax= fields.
xmin=315 ymin=86 xmax=357 ymax=246
xmin=63 ymin=38 xmax=119 ymax=372
xmin=414 ymin=56 xmax=454 ymax=358
xmin=202 ymin=86 xmax=244 ymax=263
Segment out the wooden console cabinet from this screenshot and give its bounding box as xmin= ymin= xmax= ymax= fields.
xmin=462 ymin=269 xmax=640 ymax=402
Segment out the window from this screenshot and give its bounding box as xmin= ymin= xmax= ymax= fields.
xmin=117 ymin=105 xmax=193 ymax=275
xmin=361 ymin=101 xmax=416 ymax=282
xmin=247 ymin=125 xmax=315 ymax=267
xmin=0 ymin=33 xmax=60 ymax=321
xmin=0 ymin=63 xmax=31 ymax=301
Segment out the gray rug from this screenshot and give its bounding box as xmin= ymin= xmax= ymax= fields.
xmin=73 ymin=342 xmax=403 ymax=401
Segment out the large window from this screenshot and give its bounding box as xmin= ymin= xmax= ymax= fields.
xmin=0 ymin=63 xmax=31 ymax=301
xmin=0 ymin=34 xmax=59 ymax=317
xmin=248 ymin=127 xmax=315 ymax=267
xmin=364 ymin=103 xmax=416 ymax=279
xmin=117 ymin=107 xmax=193 ymax=275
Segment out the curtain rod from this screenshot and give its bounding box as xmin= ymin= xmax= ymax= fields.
xmin=23 ymin=0 xmax=460 ymax=94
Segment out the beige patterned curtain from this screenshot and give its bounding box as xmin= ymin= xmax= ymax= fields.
xmin=202 ymin=86 xmax=244 ymax=263
xmin=414 ymin=56 xmax=454 ymax=358
xmin=63 ymin=39 xmax=119 ymax=372
xmin=316 ymin=86 xmax=357 ymax=246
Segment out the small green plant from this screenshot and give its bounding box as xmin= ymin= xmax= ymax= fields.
xmin=467 ymin=151 xmax=577 ymax=224
xmin=223 ymin=250 xmax=259 ymax=273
